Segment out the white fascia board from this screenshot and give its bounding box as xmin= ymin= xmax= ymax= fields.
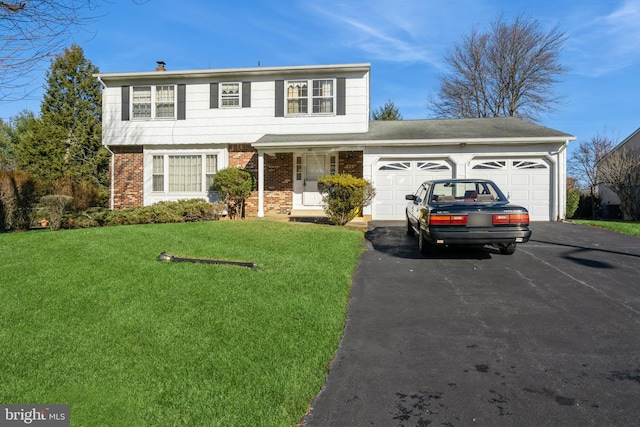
xmin=94 ymin=63 xmax=371 ymax=84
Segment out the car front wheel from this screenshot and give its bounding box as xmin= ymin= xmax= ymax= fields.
xmin=406 ymin=215 xmax=415 ymax=236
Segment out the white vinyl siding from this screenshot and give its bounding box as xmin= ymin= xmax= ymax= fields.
xmin=101 ymin=66 xmax=370 ymax=146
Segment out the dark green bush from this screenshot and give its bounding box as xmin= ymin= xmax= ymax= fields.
xmin=40 ymin=195 xmax=74 ymax=230
xmin=64 ymin=199 xmax=223 ymax=228
xmin=211 ymin=167 xmax=254 ymax=219
xmin=317 ymin=174 xmax=375 ymax=226
xmin=0 ymin=170 xmax=38 ymax=232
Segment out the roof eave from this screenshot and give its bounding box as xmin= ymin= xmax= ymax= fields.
xmin=252 ymin=136 xmax=576 ymax=150
xmin=94 ymin=63 xmax=371 ymax=83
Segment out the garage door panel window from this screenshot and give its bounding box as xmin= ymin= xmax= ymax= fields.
xmin=514 ymin=160 xmax=547 ymax=169
xmin=417 ymin=162 xmax=449 ymax=170
xmin=472 ymin=160 xmax=506 ymax=170
xmin=379 ymin=162 xmax=411 ymax=171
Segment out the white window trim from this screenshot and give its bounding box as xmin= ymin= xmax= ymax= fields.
xmin=131 ymin=85 xmax=177 ymax=120
xmin=285 ymin=78 xmax=336 ymax=117
xmin=219 ymin=82 xmax=242 ymax=108
xmin=147 ymin=150 xmax=225 ymax=195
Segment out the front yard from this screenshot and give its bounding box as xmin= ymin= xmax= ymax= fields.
xmin=0 ymin=220 xmax=364 ymax=426
xmin=573 ymin=220 xmax=640 ymax=237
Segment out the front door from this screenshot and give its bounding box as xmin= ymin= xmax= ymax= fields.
xmin=303 ymin=154 xmax=326 ymax=206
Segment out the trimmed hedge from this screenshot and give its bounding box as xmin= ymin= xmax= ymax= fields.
xmin=64 ymin=199 xmax=224 ymax=229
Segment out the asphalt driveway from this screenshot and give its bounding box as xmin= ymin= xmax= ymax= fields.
xmin=302 ymin=221 xmax=640 ymax=426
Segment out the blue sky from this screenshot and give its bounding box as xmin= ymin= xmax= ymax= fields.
xmin=2 ymin=0 xmax=639 ymax=154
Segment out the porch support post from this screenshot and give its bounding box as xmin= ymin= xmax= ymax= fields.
xmin=257 ymin=150 xmax=265 ymax=217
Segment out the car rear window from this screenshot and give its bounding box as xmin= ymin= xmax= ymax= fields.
xmin=431 ymin=181 xmax=504 ymax=203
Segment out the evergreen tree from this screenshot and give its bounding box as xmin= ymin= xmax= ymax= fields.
xmin=372 ymin=99 xmax=403 ymax=120
xmin=18 ymin=44 xmax=108 ymax=198
xmin=0 ymin=118 xmax=15 ymax=170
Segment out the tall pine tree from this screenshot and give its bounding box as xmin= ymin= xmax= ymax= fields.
xmin=372 ymin=99 xmax=403 ymax=120
xmin=18 ymin=44 xmax=108 ymax=203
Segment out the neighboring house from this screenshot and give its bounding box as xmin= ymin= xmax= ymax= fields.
xmin=598 ymin=127 xmax=640 ymax=210
xmin=95 ymin=62 xmax=575 ymax=222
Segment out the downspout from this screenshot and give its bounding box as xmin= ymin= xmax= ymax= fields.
xmin=96 ymin=76 xmax=115 ymax=210
xmin=105 ymin=144 xmax=115 ymax=210
xmin=257 ymin=150 xmax=265 ymax=217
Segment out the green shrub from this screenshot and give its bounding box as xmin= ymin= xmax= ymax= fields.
xmin=40 ymin=195 xmax=74 ymax=230
xmin=64 ymin=199 xmax=223 ymax=228
xmin=211 ymin=167 xmax=254 ymax=219
xmin=0 ymin=170 xmax=38 ymax=231
xmin=317 ymin=174 xmax=375 ymax=225
xmin=566 ymin=188 xmax=581 ymax=219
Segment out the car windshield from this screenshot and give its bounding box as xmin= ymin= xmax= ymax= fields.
xmin=429 ymin=180 xmax=506 ymax=203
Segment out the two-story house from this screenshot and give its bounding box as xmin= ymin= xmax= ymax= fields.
xmin=96 ymin=62 xmax=575 ymax=221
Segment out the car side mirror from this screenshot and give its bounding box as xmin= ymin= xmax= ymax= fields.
xmin=405 ymin=194 xmax=416 ymax=201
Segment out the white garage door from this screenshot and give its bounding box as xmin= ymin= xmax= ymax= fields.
xmin=373 ymin=159 xmax=453 ymax=220
xmin=469 ymin=159 xmax=551 ymax=221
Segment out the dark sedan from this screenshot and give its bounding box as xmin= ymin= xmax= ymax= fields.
xmin=406 ymin=179 xmax=532 ymax=254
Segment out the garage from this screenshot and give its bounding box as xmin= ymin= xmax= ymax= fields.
xmin=469 ymin=158 xmax=551 ymax=221
xmin=373 ymin=159 xmax=452 ymax=220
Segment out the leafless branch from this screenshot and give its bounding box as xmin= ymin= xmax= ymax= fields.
xmin=598 ymin=147 xmax=640 ymax=220
xmin=429 ymin=14 xmax=568 ymax=122
xmin=0 ymin=0 xmax=103 ymax=101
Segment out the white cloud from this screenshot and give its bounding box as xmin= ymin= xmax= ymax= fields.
xmin=567 ymin=0 xmax=640 ymax=77
xmin=299 ymin=0 xmax=447 ymax=67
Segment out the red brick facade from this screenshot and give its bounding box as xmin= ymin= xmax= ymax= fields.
xmin=339 ymin=151 xmax=364 ymax=178
xmin=111 ymin=146 xmax=143 ymax=209
xmin=109 ymin=143 xmax=364 ymax=217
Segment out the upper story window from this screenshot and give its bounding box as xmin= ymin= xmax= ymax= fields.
xmin=220 ymin=83 xmax=240 ymax=107
xmin=312 ymin=80 xmax=334 ymax=113
xmin=131 ymin=85 xmax=176 ymax=119
xmin=286 ymin=79 xmax=334 ymax=115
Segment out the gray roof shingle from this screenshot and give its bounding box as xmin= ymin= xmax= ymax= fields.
xmin=254 ymin=117 xmax=575 ymax=147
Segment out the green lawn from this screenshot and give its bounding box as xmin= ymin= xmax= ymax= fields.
xmin=0 ymin=220 xmax=364 ymax=426
xmin=573 ymin=220 xmax=640 ymax=237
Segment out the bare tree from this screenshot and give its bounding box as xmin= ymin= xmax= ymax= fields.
xmin=429 ymin=14 xmax=568 ymax=122
xmin=568 ymin=132 xmax=615 ymax=217
xmin=0 ymin=1 xmax=146 ymax=101
xmin=598 ymin=147 xmax=640 ymax=221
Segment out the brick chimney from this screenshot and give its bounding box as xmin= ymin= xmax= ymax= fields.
xmin=155 ymin=61 xmax=166 ymax=71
